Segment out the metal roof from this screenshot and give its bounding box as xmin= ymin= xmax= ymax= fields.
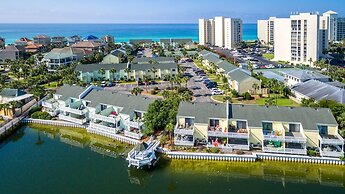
xmin=75 ymin=63 xmax=177 ymax=73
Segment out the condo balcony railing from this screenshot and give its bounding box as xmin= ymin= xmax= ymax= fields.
xmin=263 ymin=134 xmax=285 ymax=142
xmin=124 ymin=120 xmax=144 ymax=129
xmin=207 ymin=130 xmax=249 ymax=139
xmin=174 ymin=128 xmax=194 ymax=135
xmin=89 ymin=113 xmax=119 ymax=124
xmin=42 ymin=101 xmax=53 ymax=109
xmin=263 ymin=147 xmax=306 ymax=155
xmin=320 ymin=150 xmax=344 ymax=158
xmin=174 ymin=139 xmax=194 ymax=146
xmin=284 ymin=135 xmax=307 ymax=143
xmin=60 ymin=106 xmax=88 ymax=116
xmin=124 ymin=130 xmax=143 ymax=140
xmin=319 ymin=134 xmax=344 ymax=145
xmin=89 ymin=122 xmax=118 ymax=134
xmin=59 ymin=115 xmax=87 ymax=125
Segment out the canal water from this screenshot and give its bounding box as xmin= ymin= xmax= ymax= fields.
xmin=1 ymin=125 xmax=345 ymax=194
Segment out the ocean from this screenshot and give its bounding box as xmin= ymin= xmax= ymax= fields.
xmin=0 ymin=23 xmax=257 ymax=44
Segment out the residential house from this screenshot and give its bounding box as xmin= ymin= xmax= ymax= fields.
xmin=133 ymin=57 xmax=175 ymax=64
xmin=76 ymin=62 xmax=178 ymax=82
xmin=129 ymin=39 xmax=153 ymax=46
xmin=0 ymin=88 xmax=34 ymax=118
xmin=51 ymin=36 xmax=68 ymax=48
xmin=14 ymin=37 xmax=33 ymax=46
xmin=102 ymin=49 xmax=126 ymax=64
xmin=83 ymin=35 xmax=102 ymax=43
xmin=175 ymin=101 xmax=344 ymax=158
xmin=199 ymin=49 xmax=219 ymax=58
xmin=69 ymin=35 xmax=81 ymax=45
xmin=102 ymin=35 xmax=115 ymax=44
xmin=202 ymin=53 xmax=222 ymax=68
xmin=160 ymin=39 xmax=193 ymax=48
xmin=283 ymin=70 xmax=331 ymax=86
xmin=25 ymin=44 xmax=45 ymax=53
xmin=291 ymin=79 xmax=345 ymax=104
xmin=184 ymin=41 xmax=198 ymax=50
xmin=71 ymin=41 xmax=102 ymax=52
xmin=226 ymin=69 xmax=261 ymax=95
xmin=0 ymin=45 xmax=25 ymax=64
xmin=43 ymin=47 xmax=86 ymax=69
xmin=33 ymin=35 xmax=51 ymax=46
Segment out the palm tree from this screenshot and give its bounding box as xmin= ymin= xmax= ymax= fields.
xmin=165 ymin=122 xmax=174 ymax=146
xmin=143 ymin=75 xmax=150 ymax=92
xmin=131 ymin=87 xmax=143 ymax=96
xmin=151 ymin=67 xmax=158 ymax=79
xmin=98 ymin=68 xmax=106 ymax=80
xmin=124 ymin=68 xmax=131 ymax=81
xmin=308 ymin=58 xmax=313 ymax=67
xmin=223 ymin=96 xmax=232 ymax=103
xmin=180 ymin=91 xmax=192 ymax=102
xmin=110 ymin=68 xmax=117 ymax=81
xmin=127 ymin=55 xmax=134 ymax=63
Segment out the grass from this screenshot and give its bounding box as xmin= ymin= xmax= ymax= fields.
xmin=262 ymin=53 xmax=274 ymax=60
xmin=255 ymin=95 xmax=300 ymax=107
xmin=43 ymin=81 xmax=59 ymax=89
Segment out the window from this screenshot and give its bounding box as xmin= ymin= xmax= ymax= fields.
xmin=289 ymin=124 xmax=300 ymax=132
xmin=236 ymin=121 xmax=247 ymax=129
xmin=262 ymin=122 xmax=273 ymax=131
xmin=318 ymin=125 xmax=328 ymax=135
xmin=210 ymin=119 xmax=220 ymax=127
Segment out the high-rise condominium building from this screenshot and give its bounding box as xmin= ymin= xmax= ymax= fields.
xmin=274 ymin=12 xmax=328 ymax=66
xmin=199 ymin=19 xmax=215 ymax=46
xmin=337 ymin=17 xmax=345 ymax=41
xmin=199 ymin=16 xmax=242 ymax=49
xmin=322 ymin=11 xmax=338 ymax=42
xmin=257 ymin=17 xmax=276 ymax=45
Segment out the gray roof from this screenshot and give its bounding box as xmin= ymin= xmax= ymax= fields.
xmin=129 ymin=39 xmax=153 ymax=44
xmin=44 ymin=47 xmax=85 ymax=59
xmin=83 ymin=89 xmax=155 ymax=114
xmin=203 ymin=54 xmax=222 ymax=65
xmin=199 ymin=50 xmax=219 ymax=58
xmin=230 ymin=104 xmax=337 ymax=130
xmin=327 ymin=81 xmax=345 ymax=89
xmin=75 ymin=63 xmax=177 ymax=72
xmin=292 ymin=80 xmax=345 ymax=104
xmin=178 ymin=102 xmax=227 ymax=123
xmin=109 ymin=49 xmax=126 ymax=57
xmin=0 ymin=88 xmax=25 ymax=98
xmin=218 ymin=61 xmax=238 ymax=72
xmin=228 ymin=69 xmax=258 ymax=83
xmin=177 ymin=102 xmax=338 ymax=130
xmin=282 ymin=70 xmax=330 ymax=81
xmin=133 ymin=57 xmax=175 ymax=64
xmin=55 ymin=85 xmax=87 ymax=101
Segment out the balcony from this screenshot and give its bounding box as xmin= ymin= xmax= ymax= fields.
xmin=263 ymin=130 xmax=285 ymax=142
xmin=174 ymin=128 xmax=194 ymax=135
xmin=321 ymin=150 xmax=344 ymax=158
xmin=59 ymin=115 xmax=87 ymax=125
xmin=262 ymin=147 xmax=306 ymax=155
xmin=174 ymin=139 xmax=194 ymax=146
xmin=42 ymin=101 xmax=53 ymax=109
xmin=319 ymin=134 xmax=344 ymax=145
xmin=207 ymin=130 xmax=228 ymax=137
xmin=60 ymin=106 xmax=87 ymax=116
xmin=285 ymin=132 xmax=307 ymax=143
xmin=125 ymin=120 xmax=144 ymax=129
xmin=89 ymin=122 xmax=118 ymax=134
xmin=124 ymin=130 xmax=143 ymax=140
xmin=89 ymin=113 xmax=118 ymax=124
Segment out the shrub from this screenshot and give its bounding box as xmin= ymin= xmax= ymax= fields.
xmin=29 ymin=106 xmax=42 ymax=116
xmin=150 ymin=90 xmax=158 ymax=95
xmin=231 ymin=89 xmax=239 ymax=98
xmin=31 ymin=111 xmax=52 ymax=120
xmin=243 ymin=92 xmax=252 ymax=100
xmin=307 ymin=150 xmax=316 ymax=157
xmin=208 ymin=147 xmax=220 ymax=153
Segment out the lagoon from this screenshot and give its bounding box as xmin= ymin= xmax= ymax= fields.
xmin=0 ymin=125 xmax=345 ymax=194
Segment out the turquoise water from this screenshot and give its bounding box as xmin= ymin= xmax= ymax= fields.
xmin=1 ymin=125 xmax=345 ymax=194
xmin=0 ymin=23 xmax=257 ymax=44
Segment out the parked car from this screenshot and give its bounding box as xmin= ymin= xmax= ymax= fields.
xmin=186 ymin=59 xmax=194 ymax=62
xmin=101 ymin=81 xmax=107 ymax=87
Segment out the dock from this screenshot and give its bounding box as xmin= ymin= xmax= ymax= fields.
xmin=126 ymin=140 xmax=160 ymax=169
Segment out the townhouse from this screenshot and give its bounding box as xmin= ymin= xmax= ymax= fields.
xmin=42 ymin=85 xmax=154 ymax=140
xmin=76 ymin=62 xmax=177 ymax=82
xmin=43 ymin=47 xmax=87 ymax=69
xmin=174 ymin=101 xmax=344 ymax=158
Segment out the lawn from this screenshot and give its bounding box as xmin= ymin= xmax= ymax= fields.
xmin=255 ymin=97 xmax=300 ymax=106
xmin=43 ymin=81 xmax=59 ymax=89
xmin=262 ymin=53 xmax=274 ymax=60
xmin=211 ymin=95 xmax=228 ymax=103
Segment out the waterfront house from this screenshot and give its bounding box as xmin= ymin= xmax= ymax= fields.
xmin=129 ymin=39 xmax=153 ymax=47
xmin=14 ymin=37 xmax=33 ymax=46
xmin=51 ymin=36 xmax=68 ymax=48
xmin=282 ymin=70 xmax=331 ymax=86
xmin=69 ymin=35 xmax=81 ymax=45
xmin=133 ymin=57 xmax=175 ymax=64
xmin=0 ymin=45 xmax=25 ymax=64
xmin=0 ymin=88 xmax=34 ymax=118
xmin=76 ymin=62 xmax=177 ymax=82
xmin=43 ymin=47 xmax=87 ymax=69
xmin=83 ymin=35 xmax=102 ymax=43
xmin=291 ymin=79 xmax=345 ymax=104
xmin=33 ymin=35 xmax=51 ymax=46
xmin=174 ymin=101 xmax=344 ymax=158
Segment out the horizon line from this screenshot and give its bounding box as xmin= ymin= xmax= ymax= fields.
xmin=0 ymin=22 xmax=257 ymax=25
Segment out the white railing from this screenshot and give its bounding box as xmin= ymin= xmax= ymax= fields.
xmin=124 ymin=120 xmax=144 ymax=129
xmin=89 ymin=113 xmax=118 ymax=124
xmin=60 ymin=106 xmax=87 ymax=115
xmin=321 ymin=150 xmax=344 ymax=158
xmin=284 ymin=135 xmax=307 ymax=143
xmin=263 ymin=134 xmax=285 ymax=141
xmin=263 ymin=147 xmax=307 ymax=155
xmin=89 ymin=122 xmax=117 ymax=134
xmin=263 ymin=147 xmax=285 ymax=153
xmin=42 ymin=101 xmax=53 ymax=109
xmin=58 ymin=115 xmax=87 ymax=125
xmin=174 ymin=128 xmax=194 ymax=135
xmin=124 ymin=130 xmax=143 ymax=140
xmin=319 ymin=135 xmax=344 ymax=145
xmin=174 ymin=140 xmax=194 ymax=146
xmin=228 ymin=144 xmax=250 ymax=150
xmin=208 ymin=131 xmax=249 ymax=139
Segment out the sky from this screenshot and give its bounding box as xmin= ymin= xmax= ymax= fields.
xmin=0 ymin=0 xmax=344 ymax=24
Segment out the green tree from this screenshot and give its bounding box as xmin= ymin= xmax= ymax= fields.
xmin=131 ymin=87 xmax=143 ymax=96
xmin=98 ymin=68 xmax=106 ymax=80
xmin=110 ymin=68 xmax=117 ymax=81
